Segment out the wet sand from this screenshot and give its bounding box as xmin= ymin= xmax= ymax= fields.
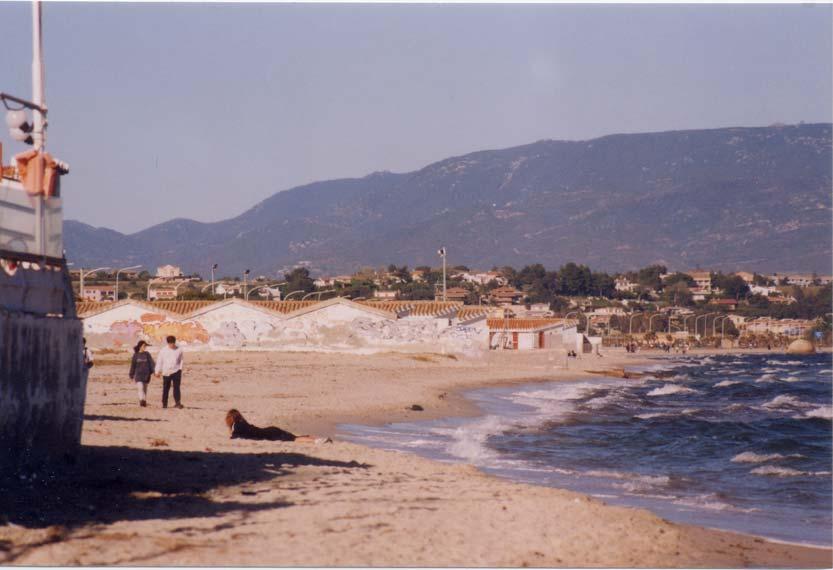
xmin=1 ymin=349 xmax=830 ymax=567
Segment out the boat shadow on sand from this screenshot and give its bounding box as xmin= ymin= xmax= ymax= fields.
xmin=0 ymin=445 xmax=370 ymax=531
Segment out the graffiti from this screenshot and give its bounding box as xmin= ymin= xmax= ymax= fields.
xmin=142 ymin=321 xmax=210 ymax=344
xmin=140 ymin=312 xmax=166 ymax=323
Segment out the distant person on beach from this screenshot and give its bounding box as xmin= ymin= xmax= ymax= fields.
xmin=225 ymin=409 xmax=326 ymax=443
xmin=155 ymin=335 xmax=184 ymax=409
xmin=83 ymin=338 xmax=94 ymax=369
xmin=129 ymin=340 xmax=155 ymax=407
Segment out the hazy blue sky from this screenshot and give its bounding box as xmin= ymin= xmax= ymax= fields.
xmin=1 ymin=3 xmax=831 ymax=233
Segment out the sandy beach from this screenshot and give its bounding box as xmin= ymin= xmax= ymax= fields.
xmin=1 ymin=348 xmax=830 ymax=567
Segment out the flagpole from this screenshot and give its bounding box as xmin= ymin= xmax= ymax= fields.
xmin=31 ymin=0 xmax=46 ymax=256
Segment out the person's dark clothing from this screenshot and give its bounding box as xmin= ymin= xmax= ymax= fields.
xmin=162 ymin=370 xmax=182 ymax=408
xmin=231 ymin=420 xmax=296 ymax=441
xmin=129 ymin=351 xmax=155 ymax=383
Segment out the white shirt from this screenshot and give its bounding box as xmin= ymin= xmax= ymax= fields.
xmin=155 ymin=345 xmax=184 ymax=376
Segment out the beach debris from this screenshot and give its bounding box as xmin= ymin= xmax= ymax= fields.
xmin=149 ymin=438 xmax=169 ymax=447
xmin=438 ymin=392 xmax=447 ymax=400
xmin=408 ymin=404 xmax=424 ymax=411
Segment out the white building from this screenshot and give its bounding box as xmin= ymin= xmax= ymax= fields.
xmin=156 ymin=265 xmax=183 ymax=279
xmin=614 ymin=277 xmax=638 ymax=293
xmin=81 ymin=285 xmax=115 ymax=302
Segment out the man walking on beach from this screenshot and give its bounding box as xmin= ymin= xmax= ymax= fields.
xmin=155 ymin=335 xmax=185 ymax=409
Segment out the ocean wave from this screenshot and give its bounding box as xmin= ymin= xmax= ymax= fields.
xmin=445 ymin=415 xmax=508 ymax=463
xmin=731 ymin=452 xmax=788 ymax=463
xmin=755 ymin=373 xmax=779 ymax=384
xmin=761 ymin=395 xmax=816 ymax=410
xmin=783 ymin=375 xmax=802 ymax=383
xmin=800 ymin=405 xmax=833 ymax=421
xmin=715 ymin=380 xmax=742 ymax=388
xmin=761 ymin=394 xmax=813 ymax=410
xmin=647 ymin=384 xmax=697 ymax=397
xmin=751 ymin=466 xmax=832 ymax=478
xmin=634 ymin=412 xmax=673 ymax=420
xmin=513 ymin=383 xmax=598 ymax=403
xmin=585 ymin=469 xmax=671 ymax=487
xmin=672 ymin=494 xmax=758 ymax=513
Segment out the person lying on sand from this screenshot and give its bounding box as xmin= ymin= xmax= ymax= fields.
xmin=225 ymin=409 xmax=330 ymax=443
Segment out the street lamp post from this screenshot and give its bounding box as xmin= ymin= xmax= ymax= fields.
xmin=648 ymin=313 xmax=663 ymax=333
xmin=79 ymin=266 xmax=110 ymax=299
xmin=438 ymin=247 xmax=447 ymax=302
xmin=146 ymin=278 xmax=162 ymax=301
xmin=114 ymin=265 xmax=141 ymax=302
xmin=211 ymin=263 xmax=218 ymax=296
xmin=682 ymin=314 xmax=693 ymax=335
xmin=628 ymin=313 xmax=640 ymax=335
xmin=243 ymin=269 xmax=250 ymax=299
xmin=283 ymin=290 xmax=305 ymax=301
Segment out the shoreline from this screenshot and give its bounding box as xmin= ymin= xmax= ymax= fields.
xmin=2 ymin=347 xmax=830 ymax=566
xmin=333 ymin=351 xmax=832 ymax=551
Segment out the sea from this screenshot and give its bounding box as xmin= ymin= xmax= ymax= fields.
xmin=340 ymin=352 xmax=833 ymax=546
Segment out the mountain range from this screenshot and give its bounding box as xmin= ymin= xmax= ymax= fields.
xmin=65 ymin=123 xmax=833 ymax=277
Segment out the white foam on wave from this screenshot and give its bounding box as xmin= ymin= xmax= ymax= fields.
xmin=585 ymin=469 xmax=671 ymax=487
xmin=715 ymin=380 xmax=742 ymax=388
xmin=634 ymin=412 xmax=672 ymax=420
xmin=766 ymin=359 xmax=805 ymax=366
xmin=755 ymin=373 xmax=779 ymax=384
xmin=731 ymin=452 xmax=804 ymax=463
xmin=445 ymin=415 xmax=508 ymax=463
xmin=783 ymin=375 xmax=802 ymax=383
xmin=647 ymin=384 xmax=697 ymax=397
xmin=800 ymin=405 xmax=833 ymax=421
xmin=751 ymin=466 xmax=832 ymax=478
xmin=761 ymin=395 xmax=815 ymax=410
xmin=731 ymin=452 xmax=786 ymax=463
xmin=672 ymin=494 xmax=758 ymax=513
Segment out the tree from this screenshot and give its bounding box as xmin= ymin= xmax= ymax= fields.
xmin=752 ymin=273 xmax=774 ymax=286
xmin=663 ymin=272 xmax=695 ymax=288
xmin=285 ymin=267 xmax=315 ymax=294
xmin=711 ymin=273 xmax=750 ymax=299
xmin=558 ymin=262 xmax=592 ymax=296
xmin=590 ymin=272 xmax=616 ymax=298
xmin=662 ymin=282 xmax=693 ymax=306
xmin=637 ymin=264 xmax=667 ymax=291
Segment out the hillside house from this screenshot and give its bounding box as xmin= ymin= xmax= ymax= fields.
xmin=81 ymin=285 xmax=115 ymax=302
xmin=436 ymin=287 xmax=470 ymax=302
xmin=688 ymin=271 xmax=713 ymax=294
xmin=148 ymin=287 xmax=178 ymax=301
xmin=156 ymin=265 xmax=183 ymax=279
xmin=487 ymin=317 xmax=573 ymax=350
xmin=614 ymin=277 xmax=639 ymax=293
xmin=489 ymin=286 xmax=523 ymax=305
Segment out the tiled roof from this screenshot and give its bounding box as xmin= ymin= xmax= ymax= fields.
xmin=362 ymin=300 xmax=462 ymax=317
xmin=487 ymin=317 xmax=566 ymax=331
xmin=456 ymin=307 xmax=490 ymax=321
xmin=75 ymin=301 xmax=111 ymax=315
xmin=251 ymin=300 xmax=319 ymax=314
xmin=147 ymin=301 xmax=217 ymax=314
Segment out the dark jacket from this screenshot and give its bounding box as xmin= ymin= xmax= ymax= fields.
xmin=129 ymin=351 xmax=155 ymax=383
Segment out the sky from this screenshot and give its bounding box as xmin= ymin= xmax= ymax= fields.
xmin=1 ymin=2 xmax=831 ymax=233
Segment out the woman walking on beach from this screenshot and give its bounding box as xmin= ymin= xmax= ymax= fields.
xmin=129 ymin=340 xmax=155 ymax=407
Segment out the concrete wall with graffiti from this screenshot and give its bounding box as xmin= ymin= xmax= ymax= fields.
xmin=80 ymin=298 xmax=489 ymax=354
